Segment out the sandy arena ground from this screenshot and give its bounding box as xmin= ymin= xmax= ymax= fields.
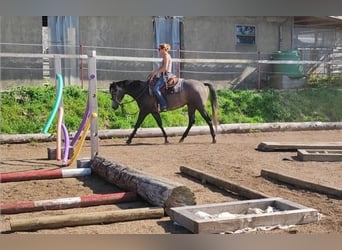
xmin=1 ymin=130 xmax=341 ymax=234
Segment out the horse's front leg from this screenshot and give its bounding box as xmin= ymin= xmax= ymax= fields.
xmin=151 ymin=112 xmax=169 ymax=144
xmin=127 ymin=112 xmax=148 ymax=144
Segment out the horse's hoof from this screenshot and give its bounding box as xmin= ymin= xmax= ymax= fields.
xmin=126 ymin=140 xmax=132 ymax=144
xmin=179 ymin=139 xmax=184 ymax=143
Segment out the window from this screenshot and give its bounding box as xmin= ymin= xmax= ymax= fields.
xmin=235 ymin=25 xmax=256 ymax=45
xmin=42 ymin=16 xmax=48 ymax=27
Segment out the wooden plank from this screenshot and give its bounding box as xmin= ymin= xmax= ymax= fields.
xmin=297 ymin=149 xmax=342 ymax=162
xmin=169 ymin=198 xmax=319 ymax=234
xmin=257 ymin=141 xmax=342 ymax=152
xmin=261 ymin=169 xmax=342 ymax=198
xmin=180 ymin=166 xmax=269 ymax=199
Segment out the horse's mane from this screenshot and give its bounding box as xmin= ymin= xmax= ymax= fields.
xmin=120 ymin=80 xmax=149 ymax=97
xmin=125 ymin=80 xmax=148 ymax=90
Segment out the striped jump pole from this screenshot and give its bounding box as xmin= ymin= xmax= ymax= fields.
xmin=0 ymin=192 xmax=137 ymax=214
xmin=0 ymin=168 xmax=91 ymax=183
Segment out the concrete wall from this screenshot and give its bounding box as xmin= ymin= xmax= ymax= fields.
xmin=1 ymin=16 xmax=42 ymax=88
xmin=0 ymin=16 xmax=294 ymax=89
xmin=78 ymin=16 xmax=293 ymax=88
xmin=181 ymin=16 xmax=293 ymax=87
xmin=79 ymin=16 xmax=154 ymax=83
xmin=182 ymin=16 xmax=292 ymax=54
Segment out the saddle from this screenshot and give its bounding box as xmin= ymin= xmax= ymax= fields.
xmin=165 ymin=76 xmax=179 ymax=89
xmin=148 ymin=76 xmax=184 ymax=95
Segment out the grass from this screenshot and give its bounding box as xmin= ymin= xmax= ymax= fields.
xmin=1 ymin=85 xmax=341 ymax=134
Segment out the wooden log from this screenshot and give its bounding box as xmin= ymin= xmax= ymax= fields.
xmin=7 ymin=207 xmax=165 ymax=232
xmin=180 ymin=166 xmax=269 ymax=199
xmin=2 ymin=122 xmax=342 ymax=144
xmin=261 ymin=169 xmax=342 ymax=198
xmin=90 ymin=156 xmax=196 ymax=213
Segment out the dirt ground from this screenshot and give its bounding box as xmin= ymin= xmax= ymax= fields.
xmin=1 ymin=129 xmax=341 ymax=234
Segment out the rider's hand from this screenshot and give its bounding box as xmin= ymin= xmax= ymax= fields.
xmin=148 ymin=73 xmax=155 ymax=80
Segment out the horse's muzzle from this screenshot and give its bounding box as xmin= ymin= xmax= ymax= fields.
xmin=112 ymin=101 xmax=119 ymax=109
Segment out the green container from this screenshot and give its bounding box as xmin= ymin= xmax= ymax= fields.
xmin=271 ymin=50 xmax=304 ymax=78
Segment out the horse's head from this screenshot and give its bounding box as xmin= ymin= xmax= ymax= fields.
xmin=109 ymin=80 xmax=127 ymax=109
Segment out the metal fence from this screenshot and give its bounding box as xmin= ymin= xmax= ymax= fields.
xmin=1 ymin=43 xmax=342 ymax=90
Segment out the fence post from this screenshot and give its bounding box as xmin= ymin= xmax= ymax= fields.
xmin=88 ymin=50 xmax=99 ymax=160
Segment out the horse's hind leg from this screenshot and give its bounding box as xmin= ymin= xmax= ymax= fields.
xmin=179 ymin=107 xmax=196 ymax=143
xmin=151 ymin=112 xmax=169 ymax=143
xmin=198 ymin=107 xmax=216 ymax=143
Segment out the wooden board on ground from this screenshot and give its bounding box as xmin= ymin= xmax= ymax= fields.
xmin=261 ymin=169 xmax=342 ymax=198
xmin=180 ymin=166 xmax=269 ymax=199
xmin=297 ymin=149 xmax=342 ymax=162
xmin=257 ymin=141 xmax=342 ymax=152
xmin=169 ymin=197 xmax=319 ymax=234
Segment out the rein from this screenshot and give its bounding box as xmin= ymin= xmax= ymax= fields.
xmin=117 ymin=83 xmax=149 ymax=115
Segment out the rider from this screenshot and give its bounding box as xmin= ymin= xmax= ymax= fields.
xmin=148 ymin=43 xmax=172 ymax=112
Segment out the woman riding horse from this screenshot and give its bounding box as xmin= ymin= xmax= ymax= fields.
xmin=148 ymin=43 xmax=173 ymax=112
xmin=110 ymin=78 xmax=218 ymax=144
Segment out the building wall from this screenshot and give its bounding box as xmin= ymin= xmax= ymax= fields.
xmin=79 ymin=16 xmax=155 ymax=82
xmin=1 ymin=16 xmax=42 ymax=88
xmin=0 ymin=16 xmax=294 ymax=89
xmin=181 ymin=16 xmax=293 ymax=85
xmin=182 ymin=17 xmax=292 ymax=53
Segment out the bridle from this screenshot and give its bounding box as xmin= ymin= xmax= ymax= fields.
xmin=111 ymin=83 xmax=149 ymax=115
xmin=111 ymin=86 xmax=146 ymax=106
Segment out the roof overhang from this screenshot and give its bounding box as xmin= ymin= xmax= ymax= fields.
xmin=294 ymin=16 xmax=342 ymax=28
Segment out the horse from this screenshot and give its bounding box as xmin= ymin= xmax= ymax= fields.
xmin=109 ymin=78 xmax=218 ymax=144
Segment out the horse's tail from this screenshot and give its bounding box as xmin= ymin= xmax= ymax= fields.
xmin=204 ymin=82 xmax=218 ymax=132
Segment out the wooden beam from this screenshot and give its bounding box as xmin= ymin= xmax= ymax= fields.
xmin=90 ymin=156 xmax=196 ymax=214
xmin=180 ymin=166 xmax=269 ymax=199
xmin=257 ymin=141 xmax=342 ymax=152
xmin=261 ymin=169 xmax=342 ymax=198
xmin=6 ymin=207 xmax=165 ymax=232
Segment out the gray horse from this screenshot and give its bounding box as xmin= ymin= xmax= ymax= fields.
xmin=110 ymin=79 xmax=218 ymax=144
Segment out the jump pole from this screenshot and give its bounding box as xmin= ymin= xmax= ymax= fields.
xmin=0 ymin=192 xmax=137 ymax=214
xmin=0 ymin=168 xmax=91 ymax=183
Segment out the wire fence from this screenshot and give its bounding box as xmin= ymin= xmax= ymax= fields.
xmin=1 ymin=42 xmax=342 ymax=90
